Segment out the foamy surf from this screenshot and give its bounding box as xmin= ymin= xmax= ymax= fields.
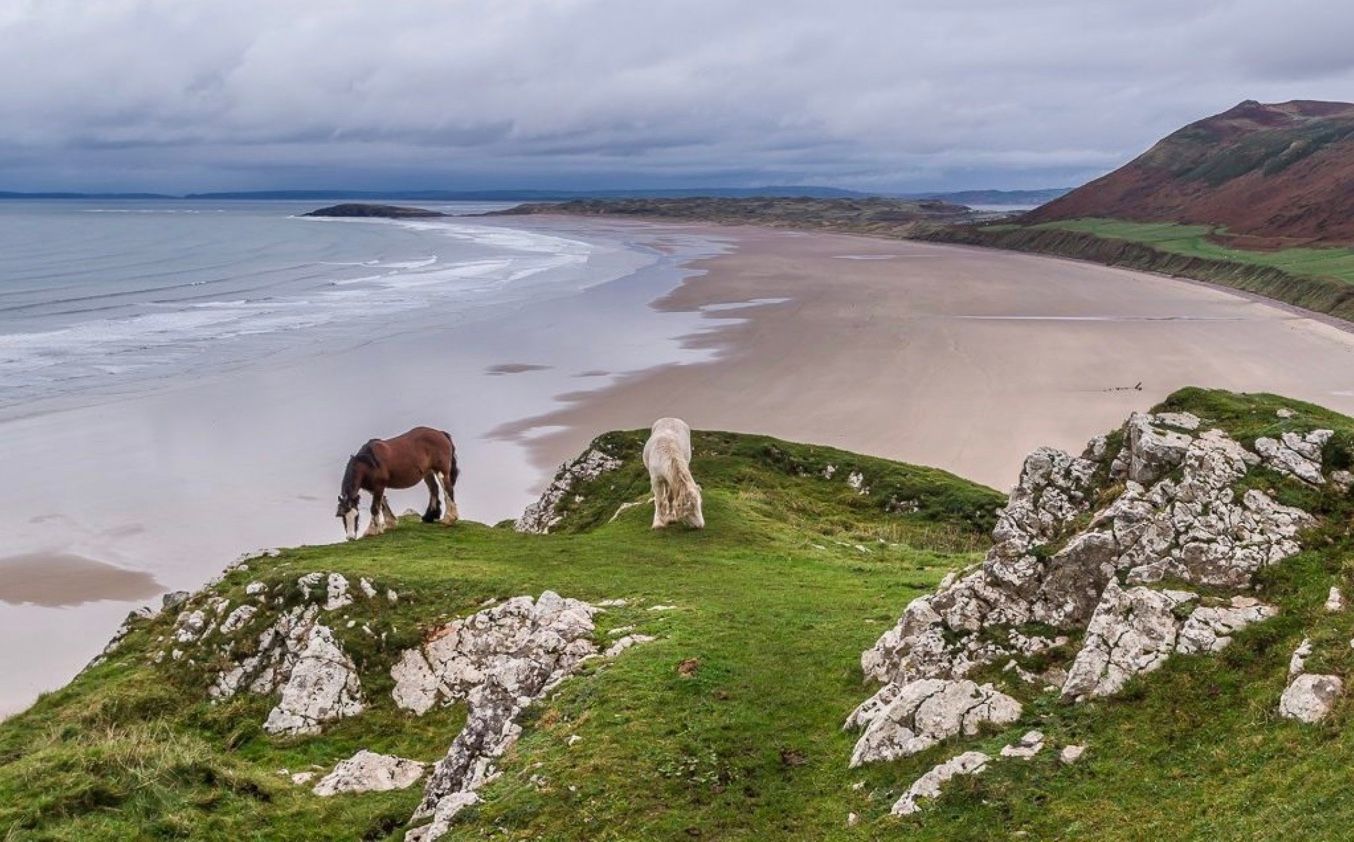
xmin=0 ymin=200 xmax=645 ymax=412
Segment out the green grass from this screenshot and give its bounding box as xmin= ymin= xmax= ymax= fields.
xmin=1019 ymin=218 xmax=1354 ymax=284
xmin=2 ymin=392 xmax=1351 ymax=841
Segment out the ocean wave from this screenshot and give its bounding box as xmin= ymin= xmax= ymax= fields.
xmin=0 ymin=215 xmax=608 ymax=406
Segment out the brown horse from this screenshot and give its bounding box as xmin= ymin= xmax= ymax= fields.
xmin=336 ymin=426 xmax=459 ymax=539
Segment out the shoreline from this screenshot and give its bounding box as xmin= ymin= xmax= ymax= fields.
xmin=0 ymin=216 xmax=732 ymax=717
xmin=497 ymin=218 xmax=1354 ymax=492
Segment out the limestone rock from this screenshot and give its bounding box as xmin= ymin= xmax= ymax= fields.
xmin=849 ymin=679 xmax=1021 ymax=767
xmin=1288 ymin=638 xmax=1313 ymax=679
xmin=406 ymin=792 xmax=479 ymax=842
xmin=1061 ymin=582 xmax=1195 ymax=701
xmin=1000 ymin=730 xmax=1045 ymax=759
xmin=604 ymin=634 xmax=655 ymax=657
xmin=1254 ymin=430 xmax=1331 ymax=485
xmin=1176 ymin=597 xmax=1277 ymax=655
xmin=173 ymin=610 xmax=209 ymax=644
xmin=1116 ymin=412 xmax=1193 ymax=484
xmin=515 ymin=448 xmax=622 ymax=533
xmin=1326 ymin=587 xmax=1346 ymax=613
xmin=162 ymin=590 xmax=190 ymax=611
xmin=263 ymin=623 xmax=365 ymax=735
xmin=1059 ymin=744 xmax=1086 ymax=764
xmin=401 ymin=593 xmax=599 ymax=839
xmin=324 ymin=573 xmax=353 ymax=611
xmin=1154 ymin=411 xmax=1201 ymax=431
xmin=359 ymin=577 xmax=378 ymax=599
xmin=220 ymin=604 xmax=258 ymax=635
xmin=1279 ymin=674 xmax=1342 ymax=723
xmin=245 ymin=581 xmax=267 ymax=597
xmin=206 ymin=602 xmax=365 ymax=736
xmin=313 ymin=750 xmax=426 ymax=796
xmin=891 ymin=751 xmax=990 ymax=816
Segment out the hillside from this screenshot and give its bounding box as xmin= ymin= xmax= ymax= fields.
xmin=489 ymin=196 xmax=979 ymax=235
xmin=3 ymin=391 xmax=1353 ymax=840
xmin=1027 ymin=100 xmax=1354 ymax=245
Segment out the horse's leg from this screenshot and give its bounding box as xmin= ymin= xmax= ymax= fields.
xmin=381 ymin=495 xmax=397 ymax=529
xmin=365 ymin=487 xmax=387 ymax=536
xmin=422 ymin=473 xmax=441 ymax=523
xmin=439 ymin=466 xmax=459 ymax=524
xmin=650 ymin=475 xmax=667 ymax=528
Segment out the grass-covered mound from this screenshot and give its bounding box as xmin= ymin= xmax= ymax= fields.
xmin=1 ymin=391 xmax=1351 ymax=840
xmin=0 ymin=431 xmax=1000 ymax=840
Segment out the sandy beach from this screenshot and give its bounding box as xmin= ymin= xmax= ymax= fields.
xmin=500 ymin=221 xmax=1354 ymax=490
xmin=5 ymin=216 xmax=1354 ymax=716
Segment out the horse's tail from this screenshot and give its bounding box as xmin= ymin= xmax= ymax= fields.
xmin=663 ymin=447 xmax=699 ymax=519
xmin=441 ymin=431 xmax=459 ymax=485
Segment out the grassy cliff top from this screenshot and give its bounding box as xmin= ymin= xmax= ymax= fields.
xmin=2 ymin=390 xmax=1353 ymax=840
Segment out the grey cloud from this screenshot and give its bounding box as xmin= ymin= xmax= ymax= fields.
xmin=2 ymin=0 xmax=1353 ymax=191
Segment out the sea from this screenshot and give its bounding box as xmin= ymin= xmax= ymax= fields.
xmin=0 ymin=199 xmax=663 ymax=416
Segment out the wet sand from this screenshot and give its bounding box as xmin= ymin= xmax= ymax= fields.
xmin=499 ymin=223 xmax=1354 ymax=490
xmin=0 ymin=553 xmax=162 ymax=608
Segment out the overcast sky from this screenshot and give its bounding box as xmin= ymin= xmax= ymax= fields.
xmin=3 ymin=0 xmax=1353 ymax=193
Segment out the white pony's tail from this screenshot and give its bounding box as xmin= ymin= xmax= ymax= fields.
xmin=662 ymin=447 xmax=703 ymax=527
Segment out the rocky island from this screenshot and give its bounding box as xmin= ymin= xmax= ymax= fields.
xmin=302 ymin=203 xmax=447 ymax=219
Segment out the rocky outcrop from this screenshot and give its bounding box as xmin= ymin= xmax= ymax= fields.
xmin=1176 ymin=597 xmax=1278 ymax=655
xmin=848 ymin=679 xmax=1021 ymax=767
xmin=262 ymin=623 xmax=365 ymax=736
xmin=891 ymin=751 xmax=990 ymax=816
xmin=313 ymin=750 xmax=426 ymax=796
xmin=851 ymin=407 xmax=1327 ymax=790
xmin=401 ymin=592 xmax=600 ymax=841
xmin=1254 ymin=430 xmax=1332 ymax=485
xmin=515 ymin=449 xmax=622 ymax=533
xmin=1061 ymin=583 xmax=1194 ymax=701
xmin=161 ymin=572 xmax=386 ymax=735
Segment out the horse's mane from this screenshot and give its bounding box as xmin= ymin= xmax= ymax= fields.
xmin=343 ymin=442 xmax=381 ymax=492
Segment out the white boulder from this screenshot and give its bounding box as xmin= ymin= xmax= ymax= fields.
xmin=313 ymin=750 xmax=426 ymax=796
xmin=1279 ymin=674 xmax=1343 ymax=724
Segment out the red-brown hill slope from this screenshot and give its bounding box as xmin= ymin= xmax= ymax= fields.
xmin=1026 ymin=100 xmax=1354 ymax=244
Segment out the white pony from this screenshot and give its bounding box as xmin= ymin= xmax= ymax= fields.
xmin=642 ymin=417 xmax=705 ymax=529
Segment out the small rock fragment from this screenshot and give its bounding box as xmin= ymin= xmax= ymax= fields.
xmin=1289 ymin=638 xmax=1313 ymax=679
xmin=325 ymin=573 xmax=353 ymax=611
xmin=891 ymin=751 xmax=990 ymax=816
xmin=604 ymin=634 xmax=655 ymax=657
xmin=1059 ymin=744 xmax=1086 ymax=765
xmin=1000 ymin=730 xmax=1045 ymax=759
xmin=1326 ymin=587 xmax=1346 ymax=613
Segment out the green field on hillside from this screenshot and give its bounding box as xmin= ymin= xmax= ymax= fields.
xmin=996 ymin=217 xmax=1354 ymax=284
xmin=2 ymin=392 xmax=1352 ymax=841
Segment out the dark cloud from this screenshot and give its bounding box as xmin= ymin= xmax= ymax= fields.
xmin=2 ymin=0 xmax=1353 ymax=192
